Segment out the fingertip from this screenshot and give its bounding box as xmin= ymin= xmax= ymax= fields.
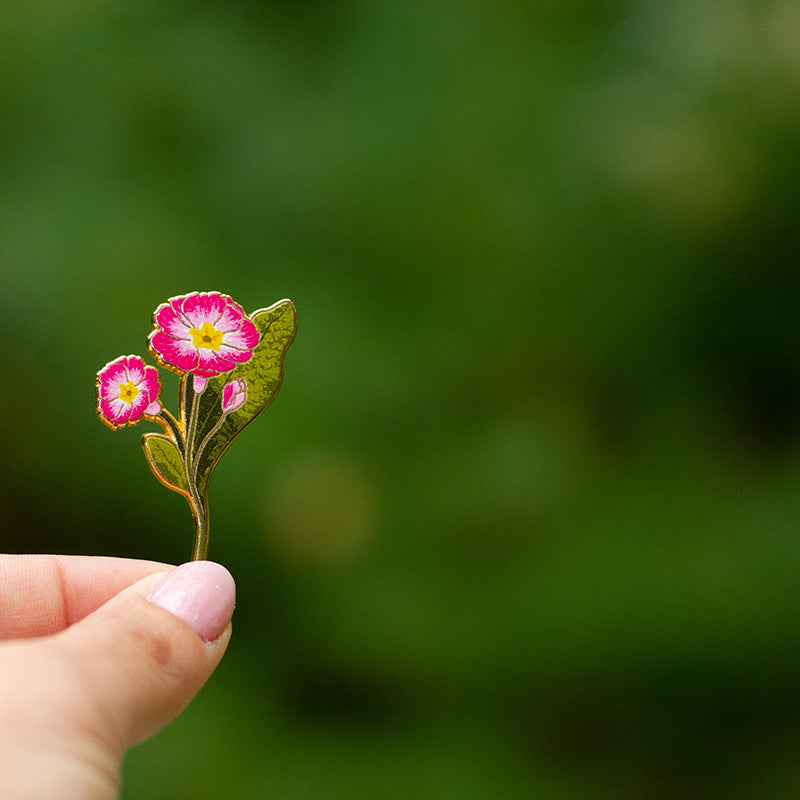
xmin=147 ymin=561 xmax=236 ymax=642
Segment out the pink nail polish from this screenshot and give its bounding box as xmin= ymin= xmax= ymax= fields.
xmin=148 ymin=561 xmax=235 ymax=642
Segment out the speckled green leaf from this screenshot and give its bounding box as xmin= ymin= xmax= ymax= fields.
xmin=191 ymin=298 xmax=297 ymax=497
xmin=142 ymin=432 xmax=191 ymax=502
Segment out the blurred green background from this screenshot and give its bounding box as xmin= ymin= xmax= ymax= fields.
xmin=3 ymin=0 xmax=800 ymax=797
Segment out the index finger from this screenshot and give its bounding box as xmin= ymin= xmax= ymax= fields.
xmin=0 ymin=554 xmax=172 ymax=640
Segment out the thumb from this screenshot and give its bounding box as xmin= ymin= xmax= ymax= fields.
xmin=0 ymin=561 xmax=235 ymax=799
xmin=60 ymin=560 xmax=236 ymax=748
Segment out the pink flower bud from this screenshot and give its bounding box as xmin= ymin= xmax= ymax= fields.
xmin=221 ymin=377 xmax=247 ymax=414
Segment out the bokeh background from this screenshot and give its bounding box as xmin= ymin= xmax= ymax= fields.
xmin=3 ymin=1 xmax=800 ymax=797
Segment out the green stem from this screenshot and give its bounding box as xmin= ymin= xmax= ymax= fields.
xmin=184 ymin=386 xmax=210 ymax=561
xmin=153 ymin=408 xmax=185 ymax=454
xmin=190 ymin=496 xmax=209 ymax=561
xmin=187 ymin=398 xmax=236 ymax=559
xmin=192 ymin=413 xmax=227 ymax=474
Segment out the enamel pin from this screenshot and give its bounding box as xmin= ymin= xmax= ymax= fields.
xmin=96 ymin=291 xmax=297 ymax=560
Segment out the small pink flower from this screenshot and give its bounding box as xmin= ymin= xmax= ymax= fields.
xmin=96 ymin=355 xmax=161 ymax=429
xmin=148 ymin=292 xmax=259 ymax=392
xmin=221 ymin=378 xmax=247 ymax=414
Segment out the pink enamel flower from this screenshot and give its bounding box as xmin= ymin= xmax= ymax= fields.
xmin=148 ymin=292 xmax=259 ymax=392
xmin=96 ymin=355 xmax=161 ymax=430
xmin=221 ymin=377 xmax=247 ymax=414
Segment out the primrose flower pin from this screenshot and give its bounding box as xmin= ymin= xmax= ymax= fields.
xmin=95 ymin=292 xmax=297 ymax=561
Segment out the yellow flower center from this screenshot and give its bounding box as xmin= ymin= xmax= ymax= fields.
xmin=190 ymin=321 xmax=224 ymax=351
xmin=118 ymin=380 xmax=139 ymax=404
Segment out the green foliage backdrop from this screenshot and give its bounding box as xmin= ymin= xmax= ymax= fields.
xmin=3 ymin=1 xmax=800 ymax=797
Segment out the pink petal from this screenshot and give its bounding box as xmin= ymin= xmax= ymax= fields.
xmin=100 ymin=397 xmax=131 ymax=426
xmin=140 ymin=364 xmax=160 ymax=401
xmin=180 ymin=292 xmax=227 ymax=328
xmin=98 ymin=359 xmax=128 ymax=400
xmin=98 ymin=398 xmax=115 ymax=420
xmin=168 ymin=296 xmax=192 ymax=328
xmin=154 ymin=302 xmax=192 ymax=341
xmin=168 ymin=294 xmax=209 ymax=332
xmin=150 ymin=331 xmax=199 ymax=372
xmin=220 ymin=319 xmax=259 ymax=351
xmin=128 ymin=391 xmax=149 ymax=421
xmin=193 ymin=374 xmax=208 ymax=393
xmin=195 ymin=349 xmax=238 ymax=375
xmin=215 ymin=343 xmax=254 ymax=365
xmin=124 ymin=356 xmax=145 ymax=385
xmin=145 ymin=400 xmax=162 ymax=415
xmin=155 ymin=301 xmax=180 ymax=330
xmin=215 ymin=301 xmax=247 ymax=333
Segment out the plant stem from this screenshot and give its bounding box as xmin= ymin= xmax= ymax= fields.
xmin=153 ymin=408 xmax=185 ymax=454
xmin=193 ymin=413 xmax=226 ymax=473
xmin=184 ymin=385 xmax=210 ymax=560
xmin=190 ymin=496 xmax=209 ymax=561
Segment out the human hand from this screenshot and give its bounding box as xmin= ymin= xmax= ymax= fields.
xmin=0 ymin=555 xmax=236 ymax=799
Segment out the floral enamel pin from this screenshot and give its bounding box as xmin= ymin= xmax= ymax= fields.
xmin=96 ymin=291 xmax=297 ymax=560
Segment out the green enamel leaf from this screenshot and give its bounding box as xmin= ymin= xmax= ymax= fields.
xmin=142 ymin=433 xmax=191 ymax=502
xmin=192 ymin=298 xmax=297 ymax=497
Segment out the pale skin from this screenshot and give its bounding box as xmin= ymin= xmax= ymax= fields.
xmin=0 ymin=555 xmax=234 ymax=800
